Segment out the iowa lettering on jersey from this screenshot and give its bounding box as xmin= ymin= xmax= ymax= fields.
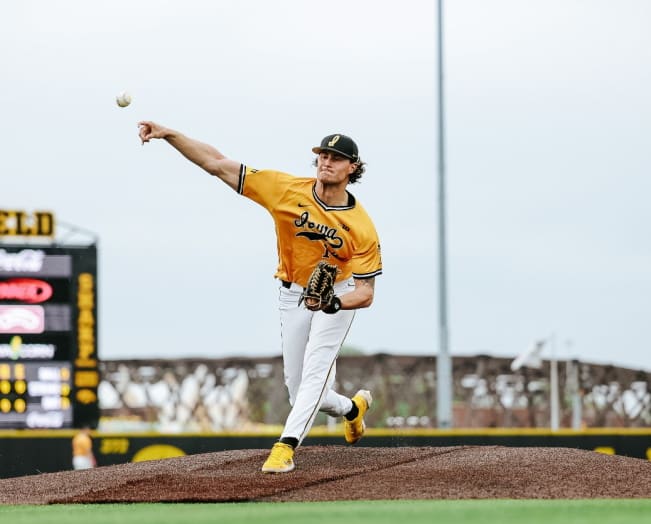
xmin=294 ymin=211 xmax=343 ymax=253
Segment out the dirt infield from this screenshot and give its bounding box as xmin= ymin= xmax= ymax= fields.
xmin=1 ymin=446 xmax=650 ymax=504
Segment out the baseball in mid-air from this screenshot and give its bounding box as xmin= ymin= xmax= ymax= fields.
xmin=116 ymin=91 xmax=132 ymax=108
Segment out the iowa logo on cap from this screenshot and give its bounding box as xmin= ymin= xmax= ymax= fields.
xmin=327 ymin=135 xmax=341 ymax=147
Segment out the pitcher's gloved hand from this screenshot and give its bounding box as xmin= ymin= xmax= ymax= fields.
xmin=299 ymin=261 xmax=341 ymax=314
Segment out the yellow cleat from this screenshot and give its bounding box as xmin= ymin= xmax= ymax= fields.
xmin=344 ymin=389 xmax=372 ymax=444
xmin=261 ymin=442 xmax=295 ymax=473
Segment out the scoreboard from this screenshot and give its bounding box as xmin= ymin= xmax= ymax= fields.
xmin=0 ymin=244 xmax=99 ymax=429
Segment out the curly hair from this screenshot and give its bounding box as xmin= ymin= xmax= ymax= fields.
xmin=312 ymin=158 xmax=366 ymax=184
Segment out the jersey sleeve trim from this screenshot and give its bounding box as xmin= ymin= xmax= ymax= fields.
xmin=352 ymin=269 xmax=382 ymax=280
xmin=237 ymin=164 xmax=246 ymax=194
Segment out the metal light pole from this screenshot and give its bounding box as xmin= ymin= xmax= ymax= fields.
xmin=436 ymin=0 xmax=453 ymax=428
xmin=549 ymin=334 xmax=560 ymax=430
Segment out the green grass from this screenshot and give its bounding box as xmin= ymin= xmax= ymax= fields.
xmin=1 ymin=500 xmax=650 ymax=524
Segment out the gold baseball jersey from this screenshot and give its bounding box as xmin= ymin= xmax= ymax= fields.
xmin=72 ymin=432 xmax=92 ymax=457
xmin=238 ymin=165 xmax=382 ymax=287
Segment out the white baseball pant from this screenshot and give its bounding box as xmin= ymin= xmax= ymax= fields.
xmin=72 ymin=456 xmax=94 ymax=470
xmin=278 ymin=278 xmax=356 ymax=445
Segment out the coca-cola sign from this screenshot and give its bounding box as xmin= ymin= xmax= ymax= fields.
xmin=0 ymin=249 xmax=45 ymax=272
xmin=0 ymin=249 xmax=72 ymax=278
xmin=0 ymin=279 xmax=53 ymax=303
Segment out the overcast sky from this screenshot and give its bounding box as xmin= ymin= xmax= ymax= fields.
xmin=2 ymin=0 xmax=650 ymax=371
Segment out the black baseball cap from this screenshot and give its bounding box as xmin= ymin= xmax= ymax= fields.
xmin=312 ymin=134 xmax=359 ymax=162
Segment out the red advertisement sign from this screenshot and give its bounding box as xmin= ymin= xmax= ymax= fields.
xmin=0 ymin=278 xmax=53 ymax=303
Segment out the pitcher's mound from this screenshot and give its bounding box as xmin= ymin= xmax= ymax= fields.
xmin=1 ymin=446 xmax=650 ymax=504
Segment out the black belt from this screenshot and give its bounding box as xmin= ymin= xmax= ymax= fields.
xmin=281 ymin=280 xmax=292 ymax=289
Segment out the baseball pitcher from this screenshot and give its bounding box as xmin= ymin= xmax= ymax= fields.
xmin=138 ymin=122 xmax=382 ymax=473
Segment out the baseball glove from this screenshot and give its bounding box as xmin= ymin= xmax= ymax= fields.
xmin=299 ymin=261 xmax=342 ymax=314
